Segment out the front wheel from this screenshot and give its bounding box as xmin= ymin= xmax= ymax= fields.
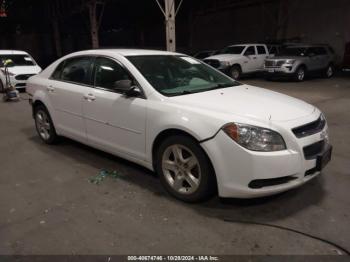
xmin=324 ymin=64 xmax=335 ymax=78
xmin=34 ymin=105 xmax=59 ymax=144
xmin=229 ymin=65 xmax=242 ymax=80
xmin=295 ymin=66 xmax=306 ymax=81
xmin=156 ymin=135 xmax=216 ymax=202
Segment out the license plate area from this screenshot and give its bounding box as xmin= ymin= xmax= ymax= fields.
xmin=268 ymin=68 xmax=275 ymax=73
xmin=316 ymin=146 xmax=332 ymax=171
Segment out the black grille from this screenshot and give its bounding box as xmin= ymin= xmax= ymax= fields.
xmin=204 ymin=59 xmax=220 ymax=68
xmin=248 ymin=175 xmax=298 ymax=189
xmin=265 ymin=60 xmax=285 ymax=68
xmin=303 ymin=140 xmax=325 ymax=160
xmin=15 ymin=74 xmax=35 ymax=80
xmin=292 ymin=117 xmax=326 ymax=138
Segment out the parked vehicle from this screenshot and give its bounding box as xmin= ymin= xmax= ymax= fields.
xmin=203 ymin=44 xmax=270 ymax=80
xmin=267 ymin=44 xmax=282 ymax=56
xmin=0 ymin=50 xmax=41 ymax=92
xmin=193 ymin=50 xmax=218 ymax=60
xmin=264 ymin=45 xmax=335 ymax=81
xmin=27 ymin=49 xmax=332 ymax=202
xmin=342 ymin=42 xmax=350 ymax=71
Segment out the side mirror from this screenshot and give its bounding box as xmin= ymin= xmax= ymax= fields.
xmin=113 ymin=79 xmax=141 ymax=97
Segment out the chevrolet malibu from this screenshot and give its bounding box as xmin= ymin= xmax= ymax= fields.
xmin=26 ymin=49 xmax=332 ymax=202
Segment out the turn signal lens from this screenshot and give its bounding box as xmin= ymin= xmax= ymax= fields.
xmin=223 ymin=123 xmax=239 ymax=140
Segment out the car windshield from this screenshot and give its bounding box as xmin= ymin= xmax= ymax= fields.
xmin=277 ymin=47 xmax=307 ymax=56
xmin=127 ymin=55 xmax=241 ymax=96
xmin=219 ymin=46 xmax=245 ymax=55
xmin=0 ymin=54 xmax=35 ymax=67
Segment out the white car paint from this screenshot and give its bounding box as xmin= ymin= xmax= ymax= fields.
xmin=27 ymin=49 xmax=330 ymax=199
xmin=205 ymin=44 xmax=269 ymax=74
xmin=0 ymin=50 xmax=42 ymax=90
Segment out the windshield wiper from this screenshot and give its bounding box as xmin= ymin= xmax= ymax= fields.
xmin=207 ymin=83 xmax=232 ymax=90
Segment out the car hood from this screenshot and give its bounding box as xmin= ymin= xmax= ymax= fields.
xmin=205 ymin=54 xmax=242 ymax=62
xmin=169 ymin=84 xmax=315 ymax=122
xmin=5 ymin=65 xmax=42 ymax=75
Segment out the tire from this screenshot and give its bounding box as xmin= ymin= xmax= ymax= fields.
xmin=0 ymin=80 xmax=4 ymax=93
xmin=324 ymin=64 xmax=334 ymax=78
xmin=229 ymin=65 xmax=242 ymax=80
xmin=156 ymin=135 xmax=216 ymax=202
xmin=294 ymin=66 xmax=306 ymax=82
xmin=34 ymin=105 xmax=59 ymax=144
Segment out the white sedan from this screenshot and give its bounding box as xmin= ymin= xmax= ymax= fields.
xmin=26 ymin=49 xmax=332 ymax=202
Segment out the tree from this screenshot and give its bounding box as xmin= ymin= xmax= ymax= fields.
xmin=87 ymin=0 xmax=106 ymax=49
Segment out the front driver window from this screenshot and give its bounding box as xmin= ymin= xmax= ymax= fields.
xmin=94 ymin=57 xmax=131 ymax=91
xmin=244 ymin=46 xmax=256 ymax=56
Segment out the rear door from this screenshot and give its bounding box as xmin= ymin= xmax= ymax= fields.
xmin=47 ymin=56 xmax=93 ymax=142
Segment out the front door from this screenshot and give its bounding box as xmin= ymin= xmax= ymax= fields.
xmin=83 ymin=57 xmax=147 ymax=160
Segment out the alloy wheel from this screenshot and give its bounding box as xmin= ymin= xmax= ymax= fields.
xmin=327 ymin=66 xmax=333 ymax=77
xmin=297 ymin=68 xmax=305 ymax=81
xmin=162 ymin=144 xmax=201 ymax=195
xmin=35 ymin=110 xmax=51 ymax=141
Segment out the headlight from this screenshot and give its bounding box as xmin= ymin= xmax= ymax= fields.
xmin=222 ymin=123 xmax=286 ymax=151
xmin=284 ymin=59 xmax=296 ymax=65
xmin=221 ymin=61 xmax=231 ymax=67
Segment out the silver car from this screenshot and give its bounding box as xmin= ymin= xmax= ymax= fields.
xmin=264 ymin=45 xmax=335 ymax=81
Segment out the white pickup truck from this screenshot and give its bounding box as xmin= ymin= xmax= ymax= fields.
xmin=203 ymin=44 xmax=269 ymax=80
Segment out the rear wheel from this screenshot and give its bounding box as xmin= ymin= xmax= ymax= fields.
xmin=156 ymin=135 xmax=216 ymax=202
xmin=34 ymin=105 xmax=59 ymax=144
xmin=295 ymin=66 xmax=306 ymax=81
xmin=229 ymin=65 xmax=242 ymax=80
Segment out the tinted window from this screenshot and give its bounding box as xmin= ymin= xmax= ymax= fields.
xmin=314 ymin=47 xmax=327 ymax=55
xmin=244 ymin=46 xmax=256 ymax=56
xmin=220 ymin=46 xmax=245 ymax=54
xmin=257 ymin=46 xmax=267 ymax=54
xmin=306 ymin=47 xmax=317 ymax=56
xmin=51 ymin=61 xmax=65 ymax=80
xmin=269 ymin=46 xmax=277 ymax=54
xmin=278 ymin=47 xmax=307 ymax=56
xmin=0 ymin=54 xmax=35 ymax=67
xmin=94 ymin=57 xmax=131 ymax=91
xmin=61 ymin=57 xmax=93 ymax=85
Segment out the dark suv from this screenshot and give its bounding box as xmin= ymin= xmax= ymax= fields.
xmin=264 ymin=45 xmax=335 ymax=81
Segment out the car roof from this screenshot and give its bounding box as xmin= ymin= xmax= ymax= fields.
xmin=0 ymin=50 xmax=29 ymax=55
xmin=68 ymin=49 xmax=182 ymax=57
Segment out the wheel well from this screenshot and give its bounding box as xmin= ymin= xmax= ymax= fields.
xmin=231 ymin=64 xmax=242 ymax=71
xmin=298 ymin=64 xmax=307 ymax=71
xmin=151 ymin=128 xmax=218 ymax=189
xmin=32 ymin=100 xmax=46 ymax=118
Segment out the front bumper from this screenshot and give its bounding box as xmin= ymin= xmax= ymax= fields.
xmin=264 ymin=65 xmax=297 ymax=76
xmin=9 ymin=76 xmax=27 ymax=89
xmin=201 ymin=115 xmax=331 ymax=198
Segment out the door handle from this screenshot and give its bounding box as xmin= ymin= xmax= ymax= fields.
xmin=84 ymin=94 xmax=96 ymax=101
xmin=47 ymin=86 xmax=55 ymax=92
xmin=253 ymin=57 xmax=257 ymax=60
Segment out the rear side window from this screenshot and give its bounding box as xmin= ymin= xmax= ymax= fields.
xmin=51 ymin=61 xmax=65 ymax=80
xmin=60 ymin=56 xmax=93 ymax=85
xmin=257 ymin=46 xmax=267 ymax=54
